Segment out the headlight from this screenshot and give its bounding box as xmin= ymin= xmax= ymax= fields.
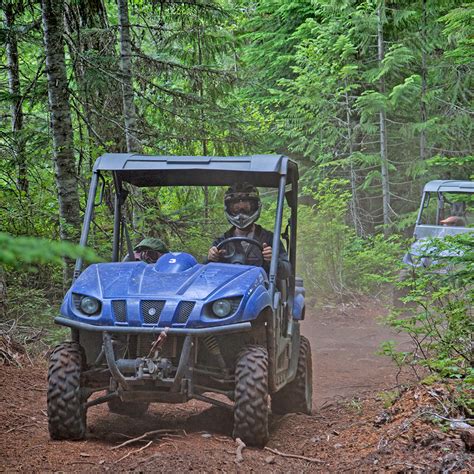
xmin=79 ymin=296 xmax=101 ymax=315
xmin=212 ymin=299 xmax=232 ymax=318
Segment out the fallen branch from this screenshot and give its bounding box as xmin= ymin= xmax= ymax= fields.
xmin=263 ymin=447 xmax=325 ymax=463
xmin=378 ymin=410 xmax=428 ymax=450
xmin=111 ymin=429 xmax=181 ymax=450
xmin=115 ymin=440 xmax=153 ymax=463
xmin=235 ymin=438 xmax=245 ymax=463
xmin=425 ymin=412 xmax=474 ymax=424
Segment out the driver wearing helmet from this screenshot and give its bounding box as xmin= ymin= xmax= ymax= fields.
xmin=207 ymin=183 xmax=290 ymax=277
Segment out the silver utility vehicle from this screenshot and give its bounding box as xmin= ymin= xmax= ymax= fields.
xmin=403 ymin=180 xmax=473 ymax=269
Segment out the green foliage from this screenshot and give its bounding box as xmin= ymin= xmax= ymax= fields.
xmin=344 ymin=233 xmax=402 ymax=292
xmin=297 ymin=179 xmax=403 ymax=299
xmin=387 ymin=234 xmax=473 ymax=385
xmin=297 ymin=179 xmax=353 ymax=297
xmin=427 ymin=155 xmax=474 ymax=180
xmin=4 ymin=283 xmax=69 ymax=347
xmin=440 ymin=4 xmax=474 ymax=65
xmin=238 ymin=0 xmax=473 ymax=234
xmin=377 ymin=387 xmax=401 ymax=409
xmin=0 ymin=232 xmax=98 ymax=268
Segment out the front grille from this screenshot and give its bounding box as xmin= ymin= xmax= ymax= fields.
xmin=175 ymin=301 xmax=195 ymax=324
xmin=112 ymin=300 xmax=127 ymax=323
xmin=141 ymin=300 xmax=165 ymax=324
xmin=72 ymin=293 xmax=81 ymax=310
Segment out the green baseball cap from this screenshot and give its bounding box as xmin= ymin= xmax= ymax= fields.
xmin=134 ymin=237 xmax=169 ymax=254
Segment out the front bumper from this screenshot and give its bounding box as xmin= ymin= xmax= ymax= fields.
xmin=55 ymin=316 xmax=252 ymax=335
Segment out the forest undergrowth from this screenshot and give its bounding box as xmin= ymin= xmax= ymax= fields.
xmin=0 ymin=0 xmax=473 ymax=463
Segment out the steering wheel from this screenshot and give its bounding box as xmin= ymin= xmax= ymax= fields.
xmin=216 ymin=237 xmax=264 ymax=266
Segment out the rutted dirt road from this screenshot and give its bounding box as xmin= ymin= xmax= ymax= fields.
xmin=0 ymin=299 xmax=471 ymax=472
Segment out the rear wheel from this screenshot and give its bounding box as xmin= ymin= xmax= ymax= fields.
xmin=233 ymin=345 xmax=269 ymax=447
xmin=271 ymin=336 xmax=312 ymax=415
xmin=47 ymin=342 xmax=86 ymax=440
xmin=107 ymin=398 xmax=149 ymax=417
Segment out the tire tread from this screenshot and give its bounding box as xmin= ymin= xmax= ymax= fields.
xmin=47 ymin=342 xmax=86 ymax=440
xmin=233 ymin=345 xmax=269 ymax=447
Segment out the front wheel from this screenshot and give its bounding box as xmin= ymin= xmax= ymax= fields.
xmin=233 ymin=345 xmax=269 ymax=447
xmin=271 ymin=336 xmax=312 ymax=415
xmin=47 ymin=342 xmax=87 ymax=440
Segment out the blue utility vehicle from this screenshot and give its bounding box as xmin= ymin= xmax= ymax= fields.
xmin=47 ymin=154 xmax=312 ymax=447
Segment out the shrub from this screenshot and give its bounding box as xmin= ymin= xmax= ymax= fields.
xmin=385 ymin=234 xmax=473 ymax=403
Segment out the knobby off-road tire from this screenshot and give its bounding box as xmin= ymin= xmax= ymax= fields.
xmin=47 ymin=342 xmax=86 ymax=440
xmin=271 ymin=336 xmax=312 ymax=415
xmin=233 ymin=345 xmax=269 ymax=447
xmin=107 ymin=398 xmax=149 ymax=417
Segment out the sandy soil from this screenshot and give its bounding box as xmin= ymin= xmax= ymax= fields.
xmin=0 ymin=299 xmax=471 ymax=472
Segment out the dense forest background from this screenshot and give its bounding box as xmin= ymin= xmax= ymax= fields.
xmin=0 ymin=0 xmax=472 ymax=314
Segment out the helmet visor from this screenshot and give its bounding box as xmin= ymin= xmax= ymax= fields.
xmin=225 ymin=196 xmax=259 ymax=216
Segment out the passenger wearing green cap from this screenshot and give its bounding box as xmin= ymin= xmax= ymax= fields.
xmin=132 ymin=237 xmax=169 ymax=263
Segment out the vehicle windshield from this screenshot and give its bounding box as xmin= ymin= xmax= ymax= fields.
xmin=112 ymin=184 xmax=286 ymax=262
xmin=418 ymin=192 xmax=474 ymax=227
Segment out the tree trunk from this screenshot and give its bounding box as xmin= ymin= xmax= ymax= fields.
xmin=41 ymin=0 xmax=81 ymax=285
xmin=118 ymin=0 xmax=140 ymax=153
xmin=420 ymin=0 xmax=427 ymax=162
xmin=377 ymin=1 xmax=391 ymax=232
xmin=344 ymin=88 xmax=362 ymax=236
xmin=5 ymin=3 xmax=28 ymax=194
xmin=118 ymin=0 xmax=142 ymax=232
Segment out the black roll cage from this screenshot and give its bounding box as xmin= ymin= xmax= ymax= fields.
xmin=74 ymin=153 xmax=299 ymax=308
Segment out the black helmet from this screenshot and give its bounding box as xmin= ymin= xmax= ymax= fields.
xmin=224 ymin=182 xmax=262 ymax=229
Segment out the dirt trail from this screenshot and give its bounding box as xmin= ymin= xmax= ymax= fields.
xmin=304 ymin=299 xmax=410 ymax=407
xmin=1 ymin=299 xmax=470 ymax=472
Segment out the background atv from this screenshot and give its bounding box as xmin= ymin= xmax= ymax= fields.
xmin=402 ymin=180 xmax=473 ymax=270
xmin=393 ymin=180 xmax=474 ymax=306
xmin=48 ymin=153 xmax=312 ymax=447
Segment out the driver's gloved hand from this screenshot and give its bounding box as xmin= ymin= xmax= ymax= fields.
xmin=262 ymin=243 xmax=272 ymax=262
xmin=208 ymin=246 xmax=226 ymax=262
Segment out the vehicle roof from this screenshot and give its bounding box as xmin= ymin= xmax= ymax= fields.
xmin=93 ymin=153 xmax=298 ymax=187
xmin=423 ymin=180 xmax=474 ymax=193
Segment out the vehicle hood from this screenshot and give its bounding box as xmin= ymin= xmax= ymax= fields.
xmin=404 ymin=237 xmax=464 ymax=268
xmin=72 ymin=260 xmax=264 ymax=301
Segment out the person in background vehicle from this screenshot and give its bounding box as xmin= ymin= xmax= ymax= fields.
xmin=440 ymin=216 xmax=466 ymax=227
xmin=126 ymin=237 xmax=169 ymax=263
xmin=207 ymin=182 xmax=291 ymax=278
